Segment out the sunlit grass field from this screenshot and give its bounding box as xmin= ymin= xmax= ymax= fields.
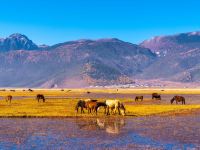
xmin=0 ymin=88 xmax=200 ymax=117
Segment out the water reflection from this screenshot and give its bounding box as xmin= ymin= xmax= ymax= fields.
xmin=96 ymin=118 xmax=125 ymax=134
xmin=75 ymin=117 xmax=125 ymax=134
xmin=0 ymin=117 xmax=199 ymax=149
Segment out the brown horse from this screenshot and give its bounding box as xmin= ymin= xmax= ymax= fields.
xmin=152 ymin=93 xmax=161 ymax=100
xmin=36 ymin=94 xmax=45 ymax=103
xmin=5 ymin=95 xmax=12 ymax=103
xmin=75 ymin=100 xmax=87 ymax=114
xmin=85 ymin=101 xmax=98 ymax=114
xmin=135 ymin=96 xmax=143 ymax=101
xmin=171 ymin=96 xmax=186 ymax=105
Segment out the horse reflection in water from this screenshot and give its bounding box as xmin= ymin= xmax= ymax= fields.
xmin=96 ymin=118 xmax=125 ymax=134
xmin=76 ymin=118 xmax=125 ymax=134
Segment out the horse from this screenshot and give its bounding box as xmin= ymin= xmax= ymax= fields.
xmin=105 ymin=100 xmax=126 ymax=116
xmin=109 ymin=103 xmax=126 ymax=115
xmin=28 ymin=89 xmax=33 ymax=92
xmin=36 ymin=94 xmax=45 ymax=103
xmin=85 ymin=101 xmax=98 ymax=114
xmin=95 ymin=102 xmax=107 ymax=115
xmin=171 ymin=96 xmax=186 ymax=105
xmin=75 ymin=99 xmax=99 ymax=114
xmin=135 ymin=96 xmax=143 ymax=101
xmin=5 ymin=95 xmax=12 ymax=103
xmin=152 ymin=93 xmax=161 ymax=100
xmin=75 ymin=100 xmax=87 ymax=113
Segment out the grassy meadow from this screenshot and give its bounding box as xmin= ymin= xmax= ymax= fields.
xmin=0 ymin=88 xmax=200 ymax=117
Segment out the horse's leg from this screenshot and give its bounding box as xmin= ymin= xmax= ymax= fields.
xmin=95 ymin=107 xmax=97 ymax=115
xmin=107 ymin=107 xmax=110 ymax=115
xmin=77 ymin=107 xmax=79 ymax=113
xmin=80 ymin=107 xmax=83 ymax=113
xmin=118 ymin=107 xmax=121 ymax=115
xmin=104 ymin=106 xmax=107 ymax=115
xmin=82 ymin=107 xmax=85 ymax=113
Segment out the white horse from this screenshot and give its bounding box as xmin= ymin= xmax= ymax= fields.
xmin=105 ymin=100 xmax=126 ymax=116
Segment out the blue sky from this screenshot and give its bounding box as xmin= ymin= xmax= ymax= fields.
xmin=0 ymin=0 xmax=200 ymax=45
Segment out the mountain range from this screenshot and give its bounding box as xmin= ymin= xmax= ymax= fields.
xmin=0 ymin=32 xmax=200 ymax=88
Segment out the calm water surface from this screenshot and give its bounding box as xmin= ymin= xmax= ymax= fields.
xmin=0 ymin=115 xmax=200 ymax=150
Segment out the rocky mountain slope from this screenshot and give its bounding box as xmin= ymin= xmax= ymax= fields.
xmin=140 ymin=31 xmax=200 ymax=83
xmin=0 ymin=33 xmax=38 ymax=51
xmin=0 ymin=34 xmax=156 ymax=88
xmin=1 ymin=31 xmax=200 ymax=88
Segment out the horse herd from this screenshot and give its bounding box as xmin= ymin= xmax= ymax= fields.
xmin=135 ymin=93 xmax=186 ymax=104
xmin=2 ymin=93 xmax=186 ymax=116
xmin=75 ymin=99 xmax=126 ymax=116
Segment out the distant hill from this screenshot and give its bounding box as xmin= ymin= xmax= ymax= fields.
xmin=0 ymin=35 xmax=156 ymax=88
xmin=140 ymin=31 xmax=200 ymax=56
xmin=140 ymin=31 xmax=200 ymax=83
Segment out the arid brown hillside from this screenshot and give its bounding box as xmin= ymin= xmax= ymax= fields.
xmin=0 ymin=35 xmax=156 ymax=88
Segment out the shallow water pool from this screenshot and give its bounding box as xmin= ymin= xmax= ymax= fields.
xmin=0 ymin=115 xmax=199 ymax=149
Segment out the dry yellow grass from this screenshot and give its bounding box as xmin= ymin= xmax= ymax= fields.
xmin=2 ymin=88 xmax=200 ymax=96
xmin=0 ymin=88 xmax=200 ymax=117
xmin=126 ymin=105 xmax=200 ymax=116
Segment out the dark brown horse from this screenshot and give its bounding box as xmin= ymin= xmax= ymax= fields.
xmin=135 ymin=96 xmax=143 ymax=101
xmin=152 ymin=93 xmax=161 ymax=100
xmin=95 ymin=102 xmax=107 ymax=115
xmin=5 ymin=95 xmax=12 ymax=103
xmin=28 ymin=89 xmax=33 ymax=92
xmin=171 ymin=96 xmax=186 ymax=105
xmin=36 ymin=94 xmax=45 ymax=103
xmin=75 ymin=100 xmax=87 ymax=114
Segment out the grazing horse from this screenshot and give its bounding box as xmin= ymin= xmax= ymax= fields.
xmin=5 ymin=95 xmax=12 ymax=103
xmin=105 ymin=100 xmax=126 ymax=116
xmin=95 ymin=102 xmax=107 ymax=115
xmin=171 ymin=96 xmax=186 ymax=105
xmin=75 ymin=100 xmax=87 ymax=113
xmin=152 ymin=93 xmax=161 ymax=100
xmin=85 ymin=101 xmax=98 ymax=114
xmin=36 ymin=94 xmax=45 ymax=103
xmin=135 ymin=96 xmax=143 ymax=101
